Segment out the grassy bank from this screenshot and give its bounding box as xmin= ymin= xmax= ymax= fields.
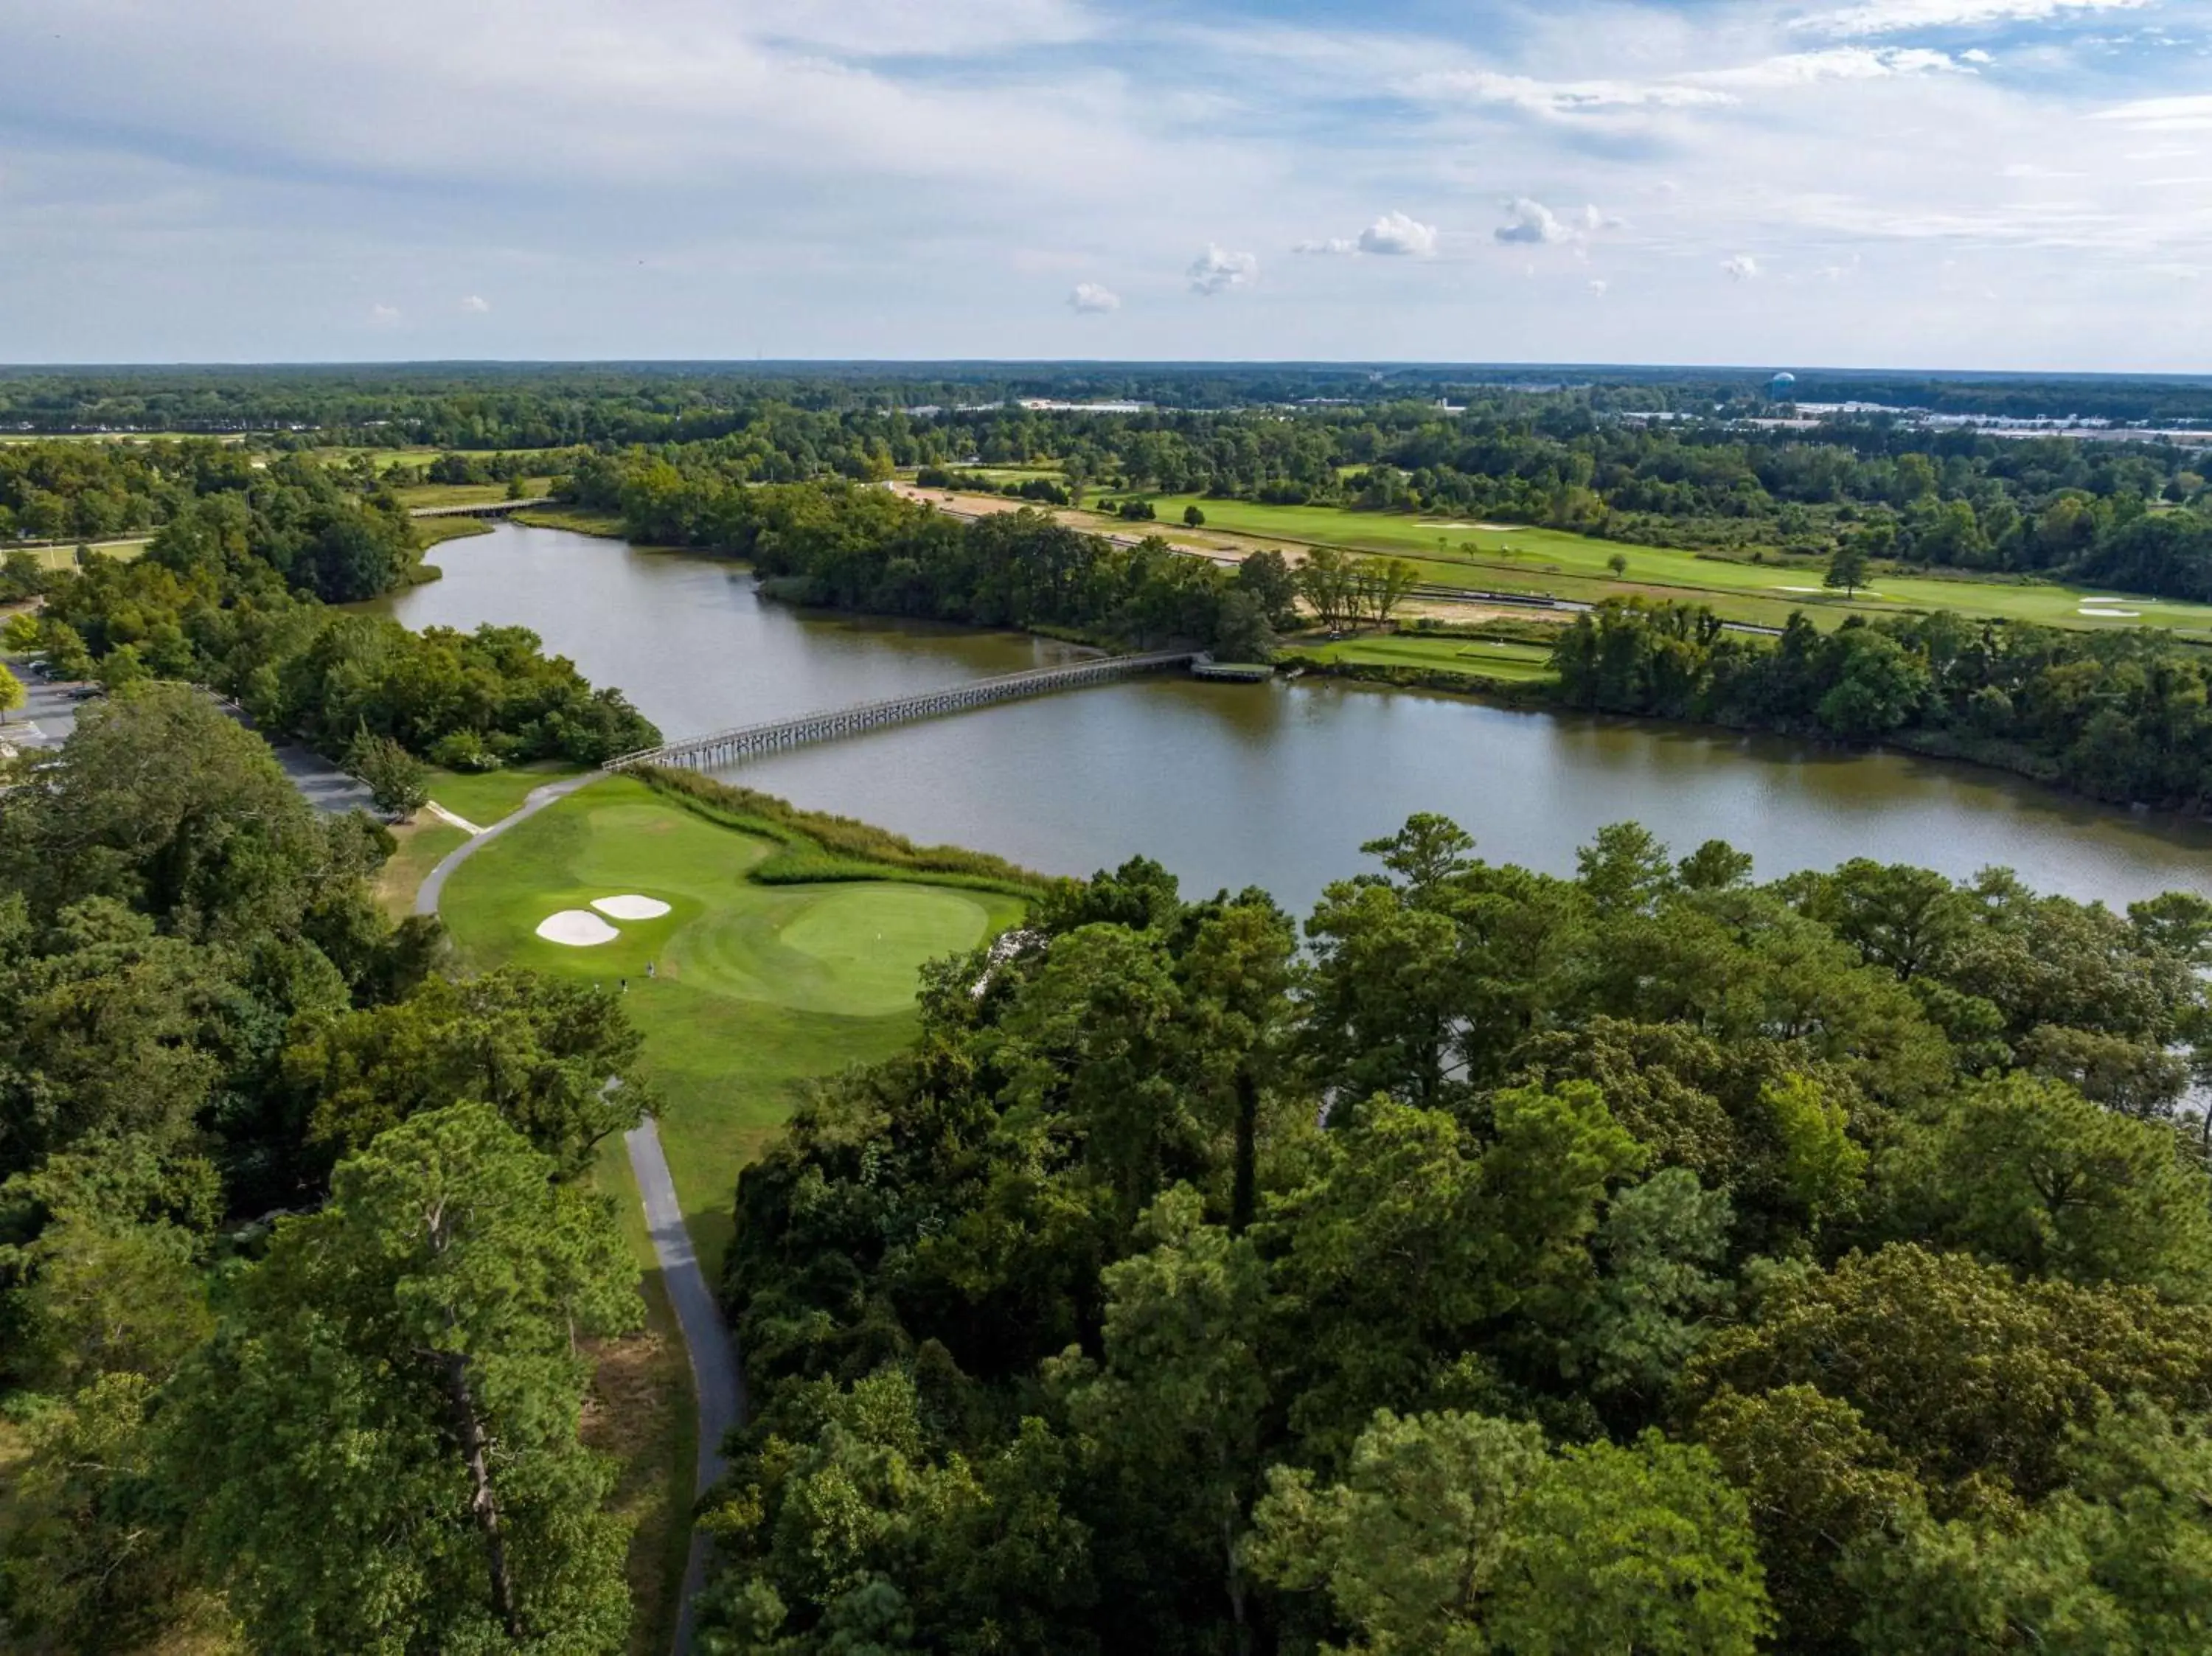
xmin=439 ymin=774 xmax=1027 ymax=1278
xmin=636 ymin=765 xmax=1047 ymax=896
xmin=423 ymin=760 xmax=591 ymax=827
xmin=512 ymin=504 xmax=629 ymax=537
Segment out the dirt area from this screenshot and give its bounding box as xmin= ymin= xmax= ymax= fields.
xmin=581 ymin=1308 xmax=694 ymax=1656
xmin=887 ymin=482 xmax=1304 ymax=566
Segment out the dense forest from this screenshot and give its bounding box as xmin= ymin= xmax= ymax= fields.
xmin=1553 ymin=599 xmax=2212 ymax=811
xmin=693 ymin=814 xmax=2212 ymax=1654
xmin=0 ymin=683 xmax=658 ymax=1649
xmin=6 ymin=451 xmax=658 ymax=769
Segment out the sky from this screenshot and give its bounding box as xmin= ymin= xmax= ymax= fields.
xmin=1 ymin=0 xmax=2208 ymax=369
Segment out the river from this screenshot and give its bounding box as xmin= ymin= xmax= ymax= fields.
xmin=373 ymin=523 xmax=2212 ymax=915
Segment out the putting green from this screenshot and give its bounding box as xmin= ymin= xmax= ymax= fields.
xmin=440 ymin=775 xmax=1025 ymax=1275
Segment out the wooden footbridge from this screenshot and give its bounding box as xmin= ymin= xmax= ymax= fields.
xmin=408 ymin=496 xmax=556 ymax=520
xmin=604 ymin=650 xmax=1200 ymax=772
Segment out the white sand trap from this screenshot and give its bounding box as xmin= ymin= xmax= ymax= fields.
xmin=538 ymin=910 xmax=619 ymax=946
xmin=591 ymin=894 xmax=672 ymax=921
xmin=2080 ymin=607 xmax=2140 ymax=617
xmin=1777 ymin=585 xmax=1826 ymax=593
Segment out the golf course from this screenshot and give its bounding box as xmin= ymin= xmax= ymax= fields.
xmin=438 ymin=773 xmax=1027 ymax=1276
xmin=951 ymin=483 xmax=2212 ymax=638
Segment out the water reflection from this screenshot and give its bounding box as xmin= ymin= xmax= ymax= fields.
xmin=376 ymin=524 xmax=2212 ymax=915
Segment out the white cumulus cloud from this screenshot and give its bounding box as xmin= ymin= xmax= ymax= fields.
xmin=1495 ymin=198 xmax=1615 ymax=246
xmin=1293 ymin=236 xmax=1360 ymax=256
xmin=1067 ymin=281 xmax=1120 ymax=313
xmin=1359 ymin=210 xmax=1438 ymax=256
xmin=1187 ymin=243 xmax=1258 ymax=296
xmin=368 ymin=302 xmax=401 ymax=324
xmin=1722 ymin=254 xmax=1763 ymax=281
xmin=460 ymin=293 xmax=490 ymax=313
xmin=1589 ymin=279 xmax=1609 ymax=296
xmin=1801 ymin=0 xmax=2152 ymax=40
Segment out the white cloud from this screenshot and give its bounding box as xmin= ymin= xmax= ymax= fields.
xmin=1723 ymin=254 xmax=1763 ymax=280
xmin=1962 ymin=49 xmax=1994 ymax=63
xmin=368 ymin=302 xmax=401 ymax=324
xmin=1293 ymin=236 xmax=1360 ymax=255
xmin=1187 ymin=243 xmax=1258 ymax=296
xmin=1068 ymin=280 xmax=1119 ymax=313
xmin=1407 ymin=68 xmax=1733 ymax=117
xmin=1495 ymin=198 xmax=1574 ymax=245
xmin=1358 ymin=210 xmax=1438 ymax=256
xmin=1495 ymin=198 xmax=1615 ymax=246
xmin=1687 ymin=47 xmax=1970 ymax=88
xmin=1801 ymin=0 xmax=2154 ymax=39
xmin=2094 ymin=95 xmax=2212 ymax=134
xmin=460 ymin=293 xmax=490 ymax=313
xmin=1589 ymin=278 xmax=1610 ymax=296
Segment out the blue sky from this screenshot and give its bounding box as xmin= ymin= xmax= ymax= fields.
xmin=1 ymin=0 xmax=2208 ymax=367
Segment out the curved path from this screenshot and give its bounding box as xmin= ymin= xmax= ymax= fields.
xmin=411 ymin=770 xmax=605 ymax=917
xmin=418 ymin=773 xmax=745 ymax=1655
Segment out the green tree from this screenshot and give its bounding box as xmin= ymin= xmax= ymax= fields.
xmin=0 ymin=660 xmax=22 ymax=715
xmin=1049 ymin=1187 xmax=1273 ymax=1647
xmin=165 ymin=1103 xmax=639 ymax=1652
xmin=283 ymin=967 xmax=652 ymax=1179
xmin=1875 ymin=1074 xmax=2212 ymax=1297
xmin=1247 ymin=1408 xmax=1770 ymax=1655
xmin=1824 ymin=537 xmax=1871 ymax=598
xmin=1183 ymin=504 xmax=1206 ymax=527
xmin=347 ymin=728 xmax=432 ymax=814
xmin=1848 ymin=1405 xmax=2212 ymax=1655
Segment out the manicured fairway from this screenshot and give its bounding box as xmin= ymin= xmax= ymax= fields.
xmin=1128 ymin=494 xmax=2212 ymax=638
xmin=440 ymin=776 xmax=1024 ymax=1276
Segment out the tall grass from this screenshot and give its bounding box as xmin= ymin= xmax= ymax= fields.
xmin=633 ymin=766 xmax=1050 ymax=897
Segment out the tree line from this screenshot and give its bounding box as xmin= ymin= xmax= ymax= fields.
xmin=1554 ymin=598 xmax=2212 ymax=811
xmin=566 ymin=464 xmax=1299 ymax=660
xmin=700 ymin=813 xmax=2212 ymax=1653
xmin=9 ymin=461 xmax=658 ymax=770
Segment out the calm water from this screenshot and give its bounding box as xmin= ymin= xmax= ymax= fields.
xmin=376 ymin=524 xmax=2212 ymax=915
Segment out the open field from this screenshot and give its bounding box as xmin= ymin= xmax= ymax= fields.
xmin=440 ymin=776 xmax=1024 ymax=1276
xmin=1292 ymin=631 xmax=1558 ymax=681
xmin=10 ymin=538 xmax=153 ymax=569
xmin=316 ymin=445 xmax=574 ymax=474
xmin=1129 ymin=495 xmax=2212 ymax=638
xmin=392 ymin=479 xmax=555 ymax=509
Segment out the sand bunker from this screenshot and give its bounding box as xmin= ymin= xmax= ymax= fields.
xmin=538 ymin=910 xmax=619 ymax=946
xmin=1417 ymin=521 xmax=1520 ymax=532
xmin=2080 ymin=607 xmax=2140 ymax=618
xmin=591 ymin=894 xmax=672 ymax=921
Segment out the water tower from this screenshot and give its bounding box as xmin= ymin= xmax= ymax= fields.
xmin=1767 ymin=371 xmax=1798 ymax=401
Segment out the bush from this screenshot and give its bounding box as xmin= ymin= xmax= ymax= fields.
xmin=1118 ymin=498 xmax=1157 ymax=522
xmin=347 ymin=732 xmax=431 ymax=814
xmin=428 ymin=729 xmax=501 ymax=773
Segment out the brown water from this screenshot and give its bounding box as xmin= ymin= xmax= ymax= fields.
xmin=376 ymin=524 xmax=2212 ymax=915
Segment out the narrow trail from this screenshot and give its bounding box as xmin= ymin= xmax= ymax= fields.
xmin=625 ymin=1119 xmax=745 ymax=1656
xmin=421 ymin=771 xmax=745 ymax=1655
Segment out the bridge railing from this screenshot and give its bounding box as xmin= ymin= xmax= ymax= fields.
xmin=605 ymin=650 xmax=1195 ymax=771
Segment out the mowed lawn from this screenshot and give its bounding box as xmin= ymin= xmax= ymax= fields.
xmin=1130 ymin=495 xmax=2212 ymax=637
xmin=424 ymin=759 xmax=591 ymax=827
xmin=439 ymin=776 xmax=1025 ymax=1277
